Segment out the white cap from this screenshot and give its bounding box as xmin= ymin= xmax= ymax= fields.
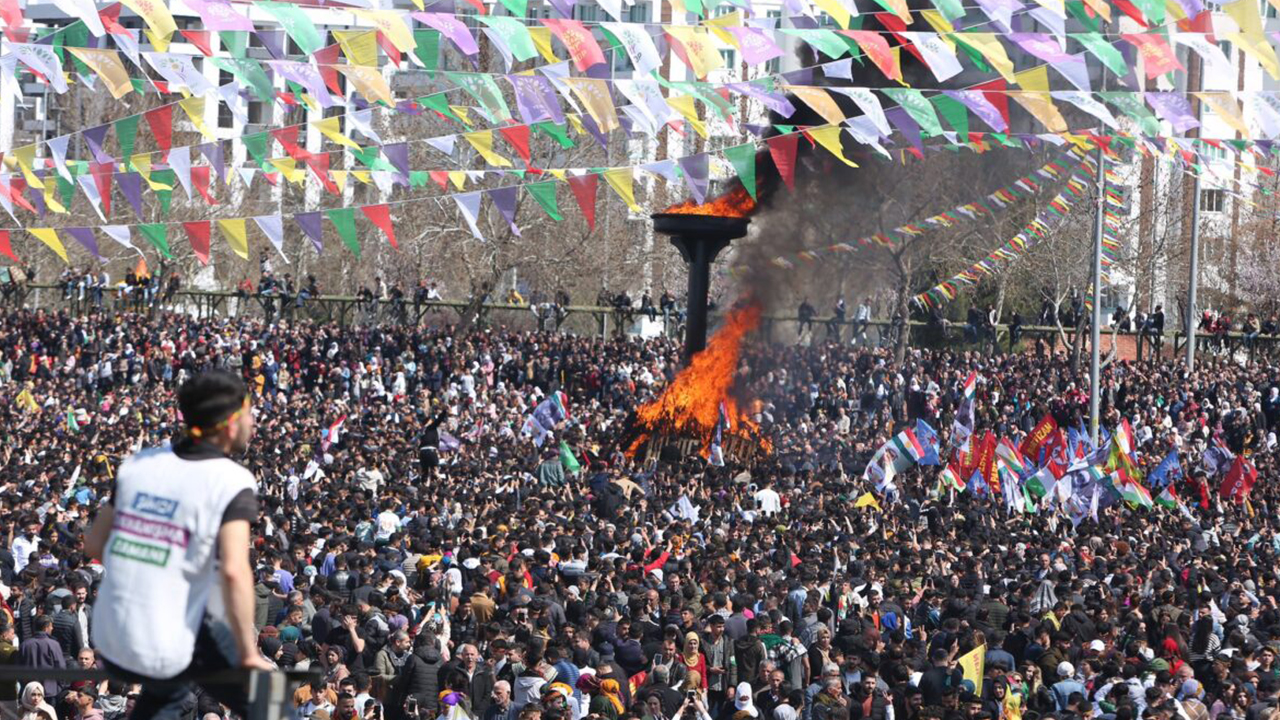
xmin=1089 ymin=640 xmax=1106 ymax=652
xmin=1058 ymin=661 xmax=1074 ymax=678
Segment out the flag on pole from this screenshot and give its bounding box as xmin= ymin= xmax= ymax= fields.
xmin=853 ymin=492 xmax=882 ymax=511
xmin=1155 ymin=484 xmax=1179 ymax=509
xmin=321 ymin=414 xmax=346 ymax=452
xmin=939 ymin=463 xmax=965 ymax=492
xmin=914 ymin=418 xmax=942 ymax=465
xmin=1202 ymin=435 xmax=1234 ymax=476
xmin=559 ymin=440 xmax=581 ymax=474
xmin=957 ymin=644 xmax=986 ymax=696
xmin=952 ymin=372 xmax=978 ymax=451
xmin=1019 ymin=413 xmax=1059 ymax=462
xmin=1117 ymin=478 xmax=1154 ymax=508
xmin=1221 ymin=456 xmax=1257 ymax=502
xmin=1147 ymin=449 xmax=1183 ymax=489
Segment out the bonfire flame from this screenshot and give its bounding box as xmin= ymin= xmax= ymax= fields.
xmin=626 ymin=302 xmax=772 ymax=459
xmin=662 ymin=184 xmax=756 ymax=218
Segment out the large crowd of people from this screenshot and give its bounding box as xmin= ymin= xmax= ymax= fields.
xmin=0 ymin=303 xmax=1279 ymax=720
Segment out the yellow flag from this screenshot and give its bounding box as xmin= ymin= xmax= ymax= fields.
xmin=464 ymin=131 xmax=513 ymax=167
xmin=43 ymin=184 xmax=66 ymax=214
xmin=448 ymin=171 xmax=467 ymax=190
xmin=352 ymin=10 xmax=416 ymax=53
xmin=666 ymin=26 xmax=723 ymax=79
xmin=1225 ymin=0 xmax=1280 ymax=79
xmin=270 ymin=158 xmax=306 ymax=184
xmin=145 ymin=29 xmax=172 ymax=52
xmin=957 ymin=645 xmax=986 ymax=696
xmin=547 ymin=169 xmax=567 ymax=181
xmin=1014 ymin=65 xmax=1050 ymax=92
xmin=1196 ymin=92 xmax=1250 ymax=136
xmin=528 ymin=27 xmax=560 ymax=64
xmin=877 ymin=0 xmax=912 ymax=23
xmin=449 ymin=105 xmax=473 ymax=125
xmin=564 ymin=77 xmax=619 ymax=133
xmin=351 ymin=170 xmax=373 ymax=185
xmin=334 ymin=30 xmax=378 ymax=66
xmin=67 ymin=47 xmax=133 ymax=99
xmin=809 ymin=126 xmax=859 ymax=167
xmin=1011 ymin=92 xmax=1068 ymax=132
xmin=1081 ymin=0 xmax=1112 ymax=20
xmin=958 ymin=33 xmax=1015 ymax=82
xmin=785 ymin=86 xmax=847 ymax=125
xmin=179 ymin=96 xmax=213 ymax=138
xmin=921 ymin=10 xmax=956 ymax=41
xmin=120 ymin=0 xmax=177 ymax=41
xmin=811 ymin=0 xmax=852 ymax=28
xmin=332 ymin=170 xmax=349 ymax=193
xmin=566 ymin=113 xmax=586 ymax=135
xmin=666 ymin=95 xmax=708 ymax=137
xmin=1164 ymin=0 xmax=1187 ymax=21
xmin=705 ymin=10 xmax=742 ymax=44
xmin=602 ymin=167 xmax=641 ymax=212
xmin=853 ymin=492 xmax=882 ymax=511
xmin=316 ymin=117 xmax=360 ymax=149
xmin=13 ymin=145 xmax=44 ymax=190
xmin=217 ymin=218 xmax=249 ymax=260
xmin=338 ymin=65 xmax=394 ymax=106
xmin=15 ymin=388 xmax=38 ymax=413
xmin=131 ymin=154 xmax=173 ymax=191
xmin=30 ymin=228 xmax=67 ymax=263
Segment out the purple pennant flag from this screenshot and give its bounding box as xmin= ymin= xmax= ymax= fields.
xmin=117 ymin=172 xmax=145 ymax=216
xmin=726 ymin=83 xmax=797 ymax=117
xmin=412 ymin=13 xmax=479 ymax=56
xmin=185 ymin=0 xmax=254 ymax=31
xmin=508 ymin=75 xmax=564 ymax=126
xmin=487 ymin=186 xmax=521 ymax=236
xmin=943 ymin=90 xmax=1008 ymax=132
xmin=727 ymin=27 xmax=784 ymax=66
xmin=66 ymin=227 xmax=104 ymax=261
xmin=678 ymin=153 xmax=709 ymax=204
xmin=255 ymin=29 xmax=286 ymax=60
xmin=781 ymin=68 xmax=814 ymax=85
xmin=396 ymin=100 xmax=424 ymax=116
xmin=885 ymin=107 xmax=924 ymax=154
xmin=1145 ymin=92 xmax=1200 ymax=134
xmin=579 ymin=113 xmax=609 ymax=150
xmin=383 ymin=142 xmax=410 ymax=185
xmin=1174 ymin=0 xmax=1205 ymax=19
xmin=296 ymin=211 xmax=323 ymax=254
xmin=28 ymin=183 xmax=45 ymax=218
xmin=1007 ymin=32 xmax=1074 ymax=64
xmin=974 ymin=0 xmax=1023 ymax=32
xmin=199 ymin=142 xmax=225 ymax=185
xmin=545 ymin=0 xmax=575 ymax=17
xmin=83 ymin=125 xmax=114 ymax=164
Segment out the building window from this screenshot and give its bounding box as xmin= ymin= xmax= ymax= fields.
xmin=627 ymin=2 xmax=650 ymax=21
xmin=572 ymin=3 xmax=600 ymax=21
xmin=1218 ymin=40 xmax=1233 ymax=57
xmin=247 ymin=101 xmax=267 ymax=125
xmin=719 ymin=48 xmax=736 ymax=68
xmin=1201 ymin=189 xmax=1225 ymax=212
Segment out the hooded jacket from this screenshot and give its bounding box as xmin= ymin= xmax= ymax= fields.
xmin=389 ymin=644 xmax=443 ymax=720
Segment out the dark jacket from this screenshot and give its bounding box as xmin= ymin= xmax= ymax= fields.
xmin=51 ymin=608 xmax=85 ymax=660
xmin=16 ymin=632 xmax=64 ymax=696
xmin=734 ymin=636 xmax=765 ymax=688
xmin=438 ymin=660 xmax=495 ymax=718
xmin=390 ymin=644 xmax=443 ymax=720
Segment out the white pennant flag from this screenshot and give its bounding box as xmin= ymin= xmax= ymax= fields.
xmin=111 ymin=29 xmax=141 ymax=68
xmin=1050 ymin=92 xmax=1117 ymax=129
xmin=52 ymin=0 xmax=106 ymax=36
xmin=168 ymin=147 xmax=194 ymax=200
xmin=46 ymin=136 xmax=73 ymax=181
xmin=348 ymin=109 xmax=382 ymax=144
xmin=843 ymin=116 xmax=891 ymax=158
xmin=1251 ymin=94 xmax=1280 ymax=138
xmin=100 ymin=225 xmax=140 ymax=255
xmin=237 ymin=167 xmax=257 ymax=188
xmin=76 ymin=175 xmax=108 ymax=222
xmin=12 ymin=45 xmax=69 ymax=93
xmin=143 ymin=53 xmax=214 ymax=96
xmin=218 ymin=82 xmax=250 ymax=124
xmin=1028 ymin=6 xmax=1065 ymax=45
xmin=253 ymin=215 xmax=289 ymax=263
xmin=823 ymin=58 xmax=854 ymax=80
xmin=829 ymin=87 xmax=891 ymax=136
xmin=426 ymin=135 xmax=457 ymax=157
xmin=602 ymin=23 xmax=662 ymax=75
xmin=901 ymin=33 xmax=963 ymax=82
xmin=0 ymin=57 xmax=26 ymax=109
xmin=371 ymin=171 xmax=395 ymax=196
xmin=453 ymin=191 xmax=485 ymax=241
xmin=1174 ymin=34 xmax=1234 ymax=79
xmin=640 ymin=159 xmax=680 ymax=183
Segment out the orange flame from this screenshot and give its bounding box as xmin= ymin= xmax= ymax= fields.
xmin=626 ymin=302 xmax=772 ymax=459
xmin=662 ymin=184 xmax=757 ymax=218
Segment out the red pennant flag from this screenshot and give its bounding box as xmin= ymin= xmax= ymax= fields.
xmin=1179 ymin=10 xmax=1215 ymax=41
xmin=1019 ymin=414 xmax=1059 ymax=462
xmin=90 ymin=162 xmax=113 ymax=217
xmin=874 ymin=13 xmax=927 ymax=65
xmin=975 ymin=431 xmax=1000 ymax=495
xmin=1221 ymin=456 xmax=1258 ymax=502
xmin=191 ymin=166 xmax=218 ymax=205
xmin=567 ymin=174 xmax=599 ymax=231
xmin=974 ymin=79 xmax=1010 ymax=132
xmin=376 ymin=31 xmax=402 ymax=67
xmin=0 ymin=0 xmax=23 ymax=36
xmin=7 ymin=178 xmax=35 ymax=213
xmin=263 ymin=172 xmax=280 ymax=187
xmin=766 ymin=134 xmax=799 ymax=191
xmin=277 ymin=92 xmax=298 ymax=106
xmin=183 ymin=220 xmax=211 ymax=265
xmin=145 ymin=105 xmax=174 ymax=153
xmin=179 ymin=29 xmax=215 ymax=56
xmin=428 ymin=171 xmax=449 ymax=190
xmin=305 ymin=153 xmax=340 ymax=195
xmin=152 ymin=80 xmax=170 ymax=94
xmin=99 ymin=2 xmax=123 ymax=32
xmin=315 ymin=44 xmax=343 ymax=96
xmin=271 ymin=126 xmax=306 ymax=160
xmin=362 ymin=204 xmax=397 ymax=249
xmin=1112 ymin=0 xmax=1150 ymax=26
xmin=498 ymin=125 xmax=532 ymax=164
xmin=460 ymin=0 xmax=487 ymax=13
xmin=0 ymin=230 xmax=18 ymax=262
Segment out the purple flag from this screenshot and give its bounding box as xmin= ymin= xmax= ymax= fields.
xmin=396 ymin=100 xmax=424 ymax=116
xmin=117 ymin=171 xmax=145 ymax=216
xmin=1145 ymin=92 xmax=1200 ymax=133
xmin=726 ymin=26 xmax=784 ymax=65
xmin=412 ymin=13 xmax=479 ymax=56
xmin=1007 ymin=32 xmax=1073 ymax=64
xmin=272 ymin=61 xmax=334 ymax=108
xmin=944 ymin=90 xmax=1008 ymax=132
xmin=83 ymin=125 xmax=113 ymax=164
xmin=184 ymin=0 xmax=254 ymax=31
xmin=255 ymin=29 xmax=286 ymax=60
xmin=487 ymin=186 xmax=521 ymax=236
xmin=781 ymin=68 xmax=814 ymax=85
xmin=66 ymin=227 xmax=104 ymax=261
xmin=296 ymin=211 xmax=323 ymax=254
xmin=885 ymin=107 xmax=924 ymax=153
xmin=1173 ymin=0 xmax=1205 ymax=19
xmin=974 ymin=0 xmax=1023 ymax=32
xmin=545 ymin=0 xmax=575 ymax=17
xmin=199 ymin=142 xmax=225 ymax=185
xmin=383 ymin=142 xmax=410 ymax=186
xmin=678 ymin=153 xmax=709 ymax=204
xmin=507 ymin=75 xmax=564 ymax=126
xmin=579 ymin=113 xmax=608 ymax=150
xmin=726 ymin=82 xmax=797 ymax=117
xmin=28 ymin=183 xmax=45 ymax=218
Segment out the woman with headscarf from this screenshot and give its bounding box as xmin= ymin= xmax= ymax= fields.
xmin=325 ymin=645 xmax=351 ymax=687
xmin=590 ymin=679 xmax=625 ymax=720
xmin=681 ymin=634 xmax=708 ymax=690
xmin=19 ymin=682 xmax=57 ymax=720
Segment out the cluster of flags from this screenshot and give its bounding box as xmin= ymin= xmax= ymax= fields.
xmin=520 ymin=390 xmax=571 ymax=447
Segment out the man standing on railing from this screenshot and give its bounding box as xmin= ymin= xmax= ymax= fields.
xmin=84 ymin=370 xmax=273 ymax=720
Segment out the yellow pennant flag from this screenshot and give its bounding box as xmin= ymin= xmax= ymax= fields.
xmin=602 ymin=167 xmax=641 ymax=212
xmin=30 ymin=228 xmax=67 ymax=263
xmin=352 ymin=10 xmax=416 ymax=53
xmin=351 ymin=170 xmax=373 ymax=185
xmin=666 ymin=95 xmax=708 ymax=137
xmin=332 ymin=170 xmax=349 ymax=193
xmin=809 ymin=126 xmax=859 ymax=167
xmin=811 ymin=0 xmax=852 ymax=27
xmin=785 ymin=86 xmax=847 ymax=126
xmin=528 ymin=27 xmax=560 ymax=64
xmin=564 ymin=77 xmax=619 ymax=133
xmin=131 ymin=154 xmax=173 ymax=190
xmin=179 ymin=96 xmax=213 ymax=138
xmin=566 ymin=113 xmax=587 ymax=135
xmin=338 ymin=65 xmax=394 ymax=106
xmin=957 ymin=645 xmax=986 ymax=696
xmin=1011 ymin=92 xmax=1068 ymax=132
xmin=145 ymin=29 xmax=172 ymax=52
xmin=316 ymin=117 xmax=360 ymax=149
xmin=43 ymin=184 xmax=66 ymax=214
xmin=270 ymin=158 xmax=306 ymax=184
xmin=449 ymin=105 xmax=473 ymax=126
xmin=1225 ymin=0 xmax=1280 ymax=80
xmin=547 ymin=169 xmax=568 ymax=181
xmin=1164 ymin=0 xmax=1187 ymax=21
xmin=119 ymin=0 xmax=177 ymax=42
xmin=1014 ymin=65 xmax=1051 ymax=92
xmin=334 ymin=30 xmax=378 ymax=67
xmin=448 ymin=171 xmax=467 ymax=190
xmin=1196 ymin=92 xmax=1250 ymax=136
xmin=464 ymin=131 xmax=513 ymax=167
xmin=920 ymin=10 xmax=956 ymax=42
xmin=666 ymin=26 xmax=724 ymax=79
xmin=878 ymin=0 xmax=912 ymax=23
xmin=217 ymin=218 xmax=250 ymax=260
xmin=13 ymin=145 xmax=44 ymax=190
xmin=853 ymin=492 xmax=882 ymax=511
xmin=67 ymin=47 xmax=133 ymax=99
xmin=958 ymin=33 xmax=1016 ymax=83
xmin=1081 ymin=0 xmax=1112 ymax=20
xmin=705 ymin=10 xmax=742 ymax=44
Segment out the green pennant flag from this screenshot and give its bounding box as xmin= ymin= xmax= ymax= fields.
xmin=285 ymin=80 xmax=306 ymax=98
xmin=326 ymin=207 xmax=360 ymax=258
xmin=212 ymin=57 xmax=275 ymax=104
xmin=1131 ymin=0 xmax=1164 ymax=24
xmin=476 ymin=16 xmax=537 ymax=62
xmin=527 ymin=180 xmax=563 ymax=221
xmin=219 ymin=31 xmax=249 ymax=58
xmin=1076 ymin=32 xmax=1125 ymax=74
xmin=349 ymin=146 xmax=382 ymax=169
xmin=62 ymin=21 xmax=89 ymax=53
xmin=445 ymin=72 xmax=513 ymax=124
xmin=115 ymin=115 xmax=139 ymax=163
xmin=139 ymin=224 xmax=173 ymax=258
xmin=413 ymin=30 xmax=441 ymax=72
xmin=559 ymin=440 xmax=581 ymax=474
xmin=409 ymin=171 xmax=429 ymax=187
xmin=67 ymin=409 xmax=79 ymax=434
xmin=57 ymin=176 xmax=75 ymax=209
xmin=951 ymin=36 xmax=992 ymax=72
xmin=152 ymin=169 xmax=176 ymax=215
xmin=929 ymin=0 xmax=966 ymax=21
xmin=930 ymin=94 xmax=969 ymax=137
xmin=418 ymin=93 xmax=463 ymax=125
xmin=1097 ymin=92 xmax=1160 ymax=136
xmin=130 ymin=78 xmax=148 ymax=94
xmin=780 ymin=29 xmax=849 ymax=60
xmin=1065 ymin=1 xmax=1100 ymax=31
xmin=882 ymin=88 xmax=944 ymax=137
xmin=243 ymin=132 xmax=271 ymax=170
xmin=723 ymin=143 xmax=757 ymax=200
xmin=534 ymin=122 xmax=574 ymax=149
xmin=256 ymin=0 xmax=324 ymax=54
